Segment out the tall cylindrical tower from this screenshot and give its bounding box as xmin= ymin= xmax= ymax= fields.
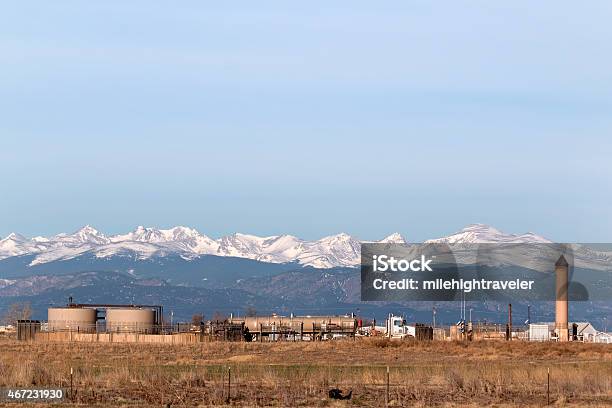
xmin=555 ymin=255 xmax=569 ymax=342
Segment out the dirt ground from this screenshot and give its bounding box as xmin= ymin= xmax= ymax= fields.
xmin=0 ymin=336 xmax=610 ymax=407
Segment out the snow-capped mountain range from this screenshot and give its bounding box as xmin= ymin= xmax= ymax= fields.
xmin=0 ymin=224 xmax=552 ymax=269
xmin=425 ymin=224 xmax=552 ymax=244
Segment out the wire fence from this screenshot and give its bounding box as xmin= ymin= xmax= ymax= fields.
xmin=8 ymin=361 xmax=597 ymax=407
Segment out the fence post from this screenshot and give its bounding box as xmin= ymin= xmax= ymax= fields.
xmin=226 ymin=366 xmax=231 ymax=403
xmin=70 ymin=367 xmax=74 ymax=402
xmin=385 ymin=365 xmax=390 ymax=407
xmin=547 ymin=367 xmax=550 ymax=405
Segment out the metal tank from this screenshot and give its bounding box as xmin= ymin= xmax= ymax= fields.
xmin=236 ymin=315 xmax=356 ymax=333
xmin=105 ymin=308 xmax=156 ymax=333
xmin=48 ymin=307 xmax=97 ymax=332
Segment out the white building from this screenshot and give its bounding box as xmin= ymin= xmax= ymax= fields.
xmin=0 ymin=324 xmax=15 ymax=333
xmin=593 ymin=332 xmax=612 ymax=344
xmin=529 ymin=323 xmax=551 ymax=341
xmin=529 ymin=322 xmax=605 ymax=342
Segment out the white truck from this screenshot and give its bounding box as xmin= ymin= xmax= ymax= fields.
xmin=385 ymin=314 xmax=415 ymax=339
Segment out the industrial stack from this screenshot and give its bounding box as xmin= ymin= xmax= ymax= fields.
xmin=555 ymin=255 xmax=569 ymax=342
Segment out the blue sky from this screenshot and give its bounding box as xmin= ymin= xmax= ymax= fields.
xmin=2 ymin=1 xmax=611 ymax=241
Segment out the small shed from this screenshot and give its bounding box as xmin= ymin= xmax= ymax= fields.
xmin=574 ymin=322 xmax=598 ymax=341
xmin=17 ymin=320 xmax=41 ymax=341
xmin=594 ymin=332 xmax=612 ymax=344
xmin=529 ymin=323 xmax=552 ymax=341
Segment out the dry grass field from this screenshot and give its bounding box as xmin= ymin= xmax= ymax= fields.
xmin=0 ymin=336 xmax=610 ymax=407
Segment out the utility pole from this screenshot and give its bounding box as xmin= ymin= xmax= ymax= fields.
xmin=527 ymin=305 xmax=531 ymax=325
xmin=432 ymin=307 xmax=436 ymax=329
xmin=508 ymin=303 xmax=512 ymax=341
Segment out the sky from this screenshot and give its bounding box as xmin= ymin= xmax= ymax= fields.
xmin=1 ymin=1 xmax=612 ymax=242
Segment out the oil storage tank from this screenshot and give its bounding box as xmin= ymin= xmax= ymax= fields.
xmin=48 ymin=307 xmax=97 ymax=332
xmin=105 ymin=308 xmax=156 ymax=333
xmin=239 ymin=315 xmax=356 ymax=333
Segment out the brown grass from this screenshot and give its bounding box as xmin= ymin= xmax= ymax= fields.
xmin=0 ymin=337 xmax=610 ymax=407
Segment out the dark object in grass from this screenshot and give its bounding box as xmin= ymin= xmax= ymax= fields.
xmin=328 ymin=388 xmax=352 ymax=400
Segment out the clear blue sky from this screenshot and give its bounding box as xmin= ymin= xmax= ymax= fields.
xmin=2 ymin=1 xmax=611 ymax=241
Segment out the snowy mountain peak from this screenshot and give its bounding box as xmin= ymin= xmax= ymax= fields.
xmin=464 ymin=223 xmax=502 ymax=233
xmin=114 ymin=226 xmax=166 ymax=243
xmin=62 ymin=225 xmax=110 ymax=245
xmin=379 ymin=233 xmax=406 ymax=244
xmin=231 ymin=232 xmax=269 ymax=241
xmin=0 ymin=232 xmax=45 ymax=259
xmin=317 ymin=233 xmax=356 ymax=243
xmin=162 ymin=226 xmax=203 ymax=241
xmin=2 ymin=232 xmax=26 ymax=242
xmin=79 ymin=225 xmax=99 ymax=234
xmin=170 ymin=226 xmax=199 ymax=235
xmin=76 ymin=225 xmax=106 ymax=239
xmin=426 ymin=223 xmax=551 ymax=244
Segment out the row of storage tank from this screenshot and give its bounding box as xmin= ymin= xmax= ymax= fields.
xmin=48 ymin=307 xmax=155 ymax=332
xmin=229 ymin=315 xmax=357 ymax=332
xmin=48 ymin=307 xmax=356 ymax=334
